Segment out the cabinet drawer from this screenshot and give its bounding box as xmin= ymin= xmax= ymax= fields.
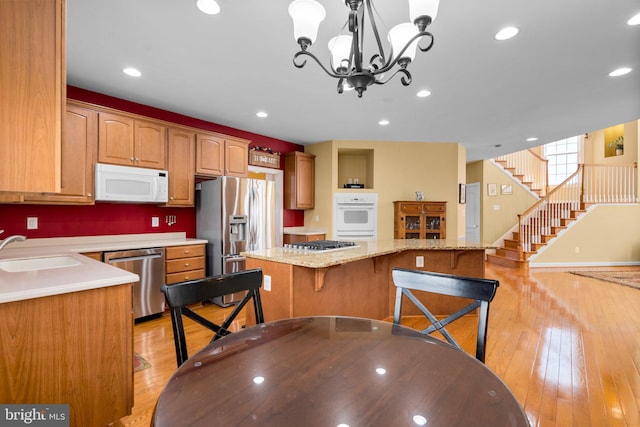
xmin=166 ymin=244 xmax=205 ymax=260
xmin=424 ymin=204 xmax=446 ymax=212
xmin=166 ymin=256 xmax=206 ymax=274
xmin=165 ymin=269 xmax=206 ymax=285
xmin=400 ymin=203 xmax=424 ymax=214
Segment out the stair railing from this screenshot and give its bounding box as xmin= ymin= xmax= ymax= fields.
xmin=582 ymin=163 xmax=638 ymax=203
xmin=516 ymin=163 xmax=637 ymax=256
xmin=517 ymin=165 xmax=583 ymax=255
xmin=495 ymin=149 xmax=548 ymax=197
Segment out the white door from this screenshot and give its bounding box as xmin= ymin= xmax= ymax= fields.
xmin=465 ymin=182 xmax=481 ymax=243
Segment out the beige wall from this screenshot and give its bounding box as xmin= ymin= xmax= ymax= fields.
xmin=465 ymin=160 xmax=538 ymax=244
xmin=305 ymin=140 xmax=463 ymax=240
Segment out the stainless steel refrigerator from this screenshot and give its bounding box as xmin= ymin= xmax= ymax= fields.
xmin=196 ymin=176 xmax=277 ymax=305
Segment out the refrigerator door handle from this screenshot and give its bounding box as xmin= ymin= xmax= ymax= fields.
xmin=223 ymin=255 xmax=246 ymax=263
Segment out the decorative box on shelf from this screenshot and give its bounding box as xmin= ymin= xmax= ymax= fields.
xmin=249 ymin=148 xmax=281 ymax=169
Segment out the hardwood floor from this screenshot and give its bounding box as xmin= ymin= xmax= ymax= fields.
xmin=115 ymin=263 xmax=640 ymax=427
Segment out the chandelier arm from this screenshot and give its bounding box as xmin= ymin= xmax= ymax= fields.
xmin=373 ymin=67 xmax=412 ymax=86
xmin=365 ymin=0 xmax=386 ymax=66
xmin=417 ymin=32 xmax=435 ymax=53
xmin=375 ymin=31 xmax=432 ymax=74
xmin=293 ymin=51 xmax=345 ymax=79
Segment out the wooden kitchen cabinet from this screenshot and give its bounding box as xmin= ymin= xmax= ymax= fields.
xmin=196 ymin=132 xmax=250 ymax=178
xmin=25 ymin=102 xmax=97 ymax=204
xmin=98 ymin=111 xmax=167 ymax=169
xmin=394 ymin=201 xmax=447 ymax=239
xmin=165 ymin=244 xmax=206 ymax=284
xmin=284 ymin=151 xmax=315 ymax=210
xmin=0 ymin=0 xmax=65 ymax=193
xmin=166 ymin=127 xmax=196 ymax=206
xmin=0 ymin=284 xmax=134 ymax=426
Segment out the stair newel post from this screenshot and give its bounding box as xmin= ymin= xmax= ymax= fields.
xmin=517 ymin=214 xmax=524 ymax=260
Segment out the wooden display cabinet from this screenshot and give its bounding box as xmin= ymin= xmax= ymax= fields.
xmin=394 ymin=201 xmax=447 ymax=239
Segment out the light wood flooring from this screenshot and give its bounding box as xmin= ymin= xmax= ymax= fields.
xmin=115 ymin=263 xmax=640 ymax=427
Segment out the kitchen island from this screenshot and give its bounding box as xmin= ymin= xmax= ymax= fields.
xmin=244 ymin=239 xmax=495 ymax=322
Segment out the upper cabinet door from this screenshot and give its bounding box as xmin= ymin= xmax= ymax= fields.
xmin=98 ymin=111 xmax=166 ymax=169
xmin=166 ymin=127 xmax=195 ymax=206
xmin=98 ymin=112 xmax=135 ymax=166
xmin=25 ymin=103 xmax=98 ymax=204
xmin=195 ymin=133 xmax=224 ymax=176
xmin=0 ymin=0 xmax=65 ymax=192
xmin=134 ymin=120 xmax=167 ymax=169
xmin=224 ymin=138 xmax=250 ymax=177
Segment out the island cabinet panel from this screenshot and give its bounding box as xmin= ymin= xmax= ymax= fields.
xmin=0 ymin=284 xmax=134 ymax=427
xmin=388 ymin=250 xmax=486 ymax=316
xmin=245 ymin=243 xmax=489 ymax=323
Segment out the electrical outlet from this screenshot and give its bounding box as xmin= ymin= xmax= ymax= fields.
xmin=152 ymin=217 xmax=159 ymax=227
xmin=416 ymin=255 xmax=424 ymax=268
xmin=264 ymin=275 xmax=272 ymax=292
xmin=27 ymin=217 xmax=38 ymax=230
xmin=575 ymin=246 xmax=580 ymax=254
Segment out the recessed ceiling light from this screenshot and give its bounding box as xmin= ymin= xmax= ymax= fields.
xmin=628 ymin=13 xmax=640 ymax=25
xmin=378 ymin=119 xmax=390 ymax=126
xmin=256 ymin=111 xmax=268 ymax=118
xmin=609 ymin=67 xmax=632 ymax=77
xmin=123 ymin=67 xmax=141 ymax=77
xmin=416 ymin=89 xmax=431 ymax=98
xmin=196 ymin=0 xmax=220 ymax=15
xmin=495 ymin=26 xmax=519 ymax=41
xmin=526 ymin=137 xmax=538 ymax=142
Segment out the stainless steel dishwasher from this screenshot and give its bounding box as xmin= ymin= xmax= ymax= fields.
xmin=104 ymin=247 xmax=165 ymax=320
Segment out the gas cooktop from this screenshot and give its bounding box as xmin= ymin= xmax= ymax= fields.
xmin=284 ymin=240 xmax=358 ymax=252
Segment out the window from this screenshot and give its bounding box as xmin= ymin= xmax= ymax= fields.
xmin=544 ymin=136 xmax=581 ymax=185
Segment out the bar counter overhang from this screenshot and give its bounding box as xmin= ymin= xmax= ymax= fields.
xmin=243 ymin=239 xmax=495 ymax=322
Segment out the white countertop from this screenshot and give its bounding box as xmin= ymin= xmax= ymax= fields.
xmin=0 ymin=232 xmax=207 ymax=304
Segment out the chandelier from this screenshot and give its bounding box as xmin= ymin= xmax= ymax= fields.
xmin=288 ymin=0 xmax=439 ymax=98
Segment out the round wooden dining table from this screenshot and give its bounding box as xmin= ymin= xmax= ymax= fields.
xmin=152 ymin=316 xmax=529 ymax=426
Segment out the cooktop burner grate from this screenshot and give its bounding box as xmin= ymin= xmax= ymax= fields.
xmin=284 ymin=240 xmax=358 ymax=251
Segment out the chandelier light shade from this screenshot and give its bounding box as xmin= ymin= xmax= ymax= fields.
xmin=289 ymin=0 xmax=439 ymax=97
xmin=288 ymin=0 xmax=326 ymax=46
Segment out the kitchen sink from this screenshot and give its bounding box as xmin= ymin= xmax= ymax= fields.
xmin=0 ymin=255 xmax=82 ymax=272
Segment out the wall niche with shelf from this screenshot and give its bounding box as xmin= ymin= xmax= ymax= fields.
xmin=337 ymin=149 xmax=374 ymax=189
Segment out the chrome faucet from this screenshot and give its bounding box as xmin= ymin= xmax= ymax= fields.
xmin=0 ymin=230 xmax=27 ymax=251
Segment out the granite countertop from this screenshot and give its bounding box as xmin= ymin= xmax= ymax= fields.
xmin=0 ymin=232 xmax=207 ymax=304
xmin=242 ymin=239 xmax=496 ymax=268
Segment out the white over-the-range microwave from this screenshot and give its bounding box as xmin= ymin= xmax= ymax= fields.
xmin=95 ymin=163 xmax=169 ymax=203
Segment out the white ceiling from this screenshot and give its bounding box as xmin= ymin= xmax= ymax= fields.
xmin=67 ymin=0 xmax=640 ymax=162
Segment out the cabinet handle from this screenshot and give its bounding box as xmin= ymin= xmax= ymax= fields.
xmin=130 ymin=157 xmax=135 ymax=161
xmin=184 ymin=263 xmax=190 ymax=267
xmin=184 ymin=250 xmax=190 ymax=254
xmin=87 ymin=193 xmax=92 ymax=197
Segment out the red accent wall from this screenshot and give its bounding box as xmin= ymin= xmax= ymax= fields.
xmin=0 ymin=87 xmax=306 ymax=239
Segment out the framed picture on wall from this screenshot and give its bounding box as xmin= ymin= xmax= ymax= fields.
xmin=501 ymin=184 xmax=513 ymax=195
xmin=459 ymin=183 xmax=466 ymax=204
xmin=487 ymin=183 xmax=497 ymax=196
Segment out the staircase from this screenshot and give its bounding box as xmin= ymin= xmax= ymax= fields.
xmin=494 ymin=150 xmax=548 ymax=197
xmin=487 ymin=163 xmax=638 ymax=269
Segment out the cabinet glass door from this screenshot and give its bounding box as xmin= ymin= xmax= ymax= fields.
xmin=425 ymin=215 xmax=441 ymax=239
xmin=404 ymin=215 xmax=421 ymax=239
